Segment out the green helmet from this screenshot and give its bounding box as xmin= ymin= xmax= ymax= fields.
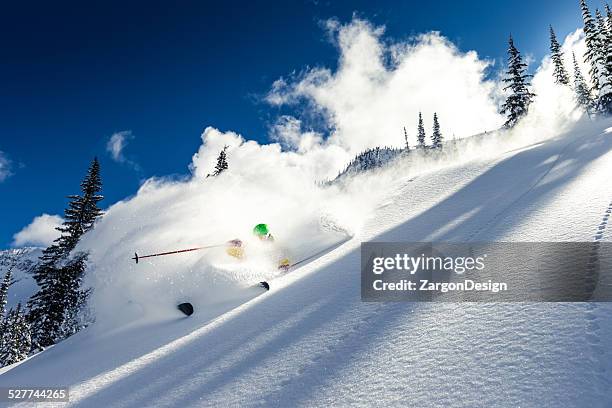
xmin=253 ymin=223 xmax=269 ymax=237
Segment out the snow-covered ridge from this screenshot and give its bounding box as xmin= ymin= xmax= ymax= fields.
xmin=332 ymin=129 xmax=501 ymax=183
xmin=0 ymin=247 xmax=42 ymax=309
xmin=333 ymin=146 xmax=406 ymax=180
xmin=0 ymin=247 xmax=40 ymax=271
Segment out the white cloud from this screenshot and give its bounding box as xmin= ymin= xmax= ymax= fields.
xmin=12 ymin=214 xmax=64 ymax=247
xmin=190 ymin=126 xmax=349 ymax=182
xmin=106 ymin=131 xmax=140 ymax=171
xmin=266 ymin=19 xmax=504 ymax=154
xmin=269 ymin=115 xmax=324 ymax=152
xmin=0 ymin=150 xmax=13 ymax=182
xmin=107 ymin=130 xmax=132 ymax=162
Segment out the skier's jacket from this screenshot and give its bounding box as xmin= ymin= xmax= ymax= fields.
xmin=226 ymin=225 xmax=291 ymax=269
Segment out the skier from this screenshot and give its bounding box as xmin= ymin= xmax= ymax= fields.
xmin=224 ymin=224 xmax=270 ymax=258
xmin=252 ymin=223 xmax=291 ymax=270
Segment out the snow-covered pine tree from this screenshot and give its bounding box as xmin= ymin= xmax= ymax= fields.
xmin=573 ymin=52 xmax=594 ymax=114
xmin=403 ymin=127 xmax=409 ymax=150
xmin=0 ymin=268 xmax=11 ymax=359
xmin=0 ymin=303 xmax=31 ymax=367
xmin=417 ymin=112 xmax=426 ymax=148
xmin=27 ymin=158 xmax=103 ymax=349
xmin=549 ymin=26 xmax=570 ymax=85
xmin=13 ymin=304 xmax=32 ymax=363
xmin=61 ymin=157 xmax=104 ymax=244
xmin=0 ymin=268 xmax=11 ymax=321
xmin=26 ymin=252 xmax=60 ymax=349
xmin=580 ymin=0 xmax=604 ymax=96
xmin=431 ymin=113 xmax=443 ymax=148
xmin=500 ymin=36 xmax=535 ymax=128
xmin=595 ymin=8 xmax=612 ymax=115
xmin=57 ymin=254 xmax=91 ymax=339
xmin=208 ymin=146 xmax=229 ymax=177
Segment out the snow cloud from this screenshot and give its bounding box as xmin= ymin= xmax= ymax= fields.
xmin=266 ymin=19 xmax=504 ymax=154
xmin=12 ymin=213 xmax=63 ymax=247
xmin=106 ymin=130 xmax=140 ymax=171
xmin=269 ymin=116 xmax=324 ymax=153
xmin=81 ymin=128 xmax=365 ymax=328
xmin=0 ymin=150 xmax=13 ymax=182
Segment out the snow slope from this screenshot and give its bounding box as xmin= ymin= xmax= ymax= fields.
xmin=2 ymin=120 xmax=612 ymax=407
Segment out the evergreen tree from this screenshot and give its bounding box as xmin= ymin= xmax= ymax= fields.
xmin=0 ymin=268 xmax=11 ymax=361
xmin=549 ymin=26 xmax=570 ymax=85
xmin=59 ymin=158 xmax=104 ymax=248
xmin=0 ymin=268 xmax=11 ymax=321
xmin=57 ymin=254 xmax=91 ymax=339
xmin=208 ymin=146 xmax=229 ymax=177
xmin=417 ymin=112 xmax=426 ymax=148
xmin=27 ymin=158 xmax=103 ymax=349
xmin=431 ymin=113 xmax=443 ymax=148
xmin=500 ymin=36 xmax=535 ymax=128
xmin=0 ymin=303 xmax=31 ymax=367
xmin=596 ymin=8 xmax=612 ymax=114
xmin=26 ymin=251 xmax=62 ymax=349
xmin=607 ymin=4 xmax=612 ymax=81
xmin=403 ymin=127 xmax=409 ymax=150
xmin=580 ymin=0 xmax=604 ymax=94
xmin=573 ymin=52 xmax=594 ymax=114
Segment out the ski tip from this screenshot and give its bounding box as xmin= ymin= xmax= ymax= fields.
xmin=259 ymin=281 xmax=270 ymax=291
xmin=132 ymin=252 xmax=139 ymax=264
xmin=177 ymin=302 xmax=194 ymax=316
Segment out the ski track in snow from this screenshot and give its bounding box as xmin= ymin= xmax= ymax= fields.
xmin=2 ymin=122 xmax=612 ymax=407
xmin=582 ymin=198 xmax=612 ymax=392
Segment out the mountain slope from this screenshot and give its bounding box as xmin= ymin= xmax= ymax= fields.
xmin=1 ymin=121 xmax=612 ymax=407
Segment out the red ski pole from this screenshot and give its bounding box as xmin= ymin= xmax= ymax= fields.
xmin=132 ymin=242 xmax=233 ymax=264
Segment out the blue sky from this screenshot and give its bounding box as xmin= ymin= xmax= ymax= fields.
xmin=0 ymin=0 xmax=592 ymax=247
